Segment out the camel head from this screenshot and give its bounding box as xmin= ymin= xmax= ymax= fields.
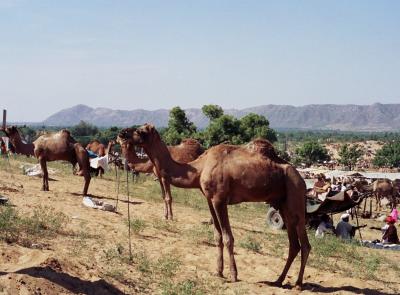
xmin=117 ymin=128 xmax=136 ymax=145
xmin=131 ymin=124 xmax=159 ymax=147
xmin=2 ymin=126 xmax=19 ymax=138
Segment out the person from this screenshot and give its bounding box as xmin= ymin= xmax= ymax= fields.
xmin=335 ymin=213 xmax=366 ymax=240
xmin=315 ymin=214 xmax=334 ymax=238
xmin=390 ymin=208 xmax=398 ymax=223
xmin=0 ymin=138 xmax=6 ymax=155
xmin=382 ymin=216 xmax=399 ymax=244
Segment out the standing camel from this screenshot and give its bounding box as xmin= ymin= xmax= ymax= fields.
xmin=121 ymin=124 xmax=310 ymax=288
xmin=373 ymin=179 xmax=394 ymax=210
xmin=117 ymin=131 xmax=204 ymax=219
xmin=1 ymin=126 xmax=34 ymax=156
xmin=33 ymin=130 xmax=91 ymax=195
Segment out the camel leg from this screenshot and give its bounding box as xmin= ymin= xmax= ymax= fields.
xmin=207 ymin=199 xmax=224 ymax=277
xmin=157 ymin=178 xmax=168 ymax=219
xmin=274 ymin=209 xmax=300 ymax=286
xmin=212 ymin=199 xmax=237 ymax=282
xmin=162 ymin=179 xmax=173 ymax=220
xmin=39 ymin=158 xmax=49 ymax=191
xmin=75 ymin=144 xmax=91 ymax=195
xmin=294 ymin=220 xmax=311 ymax=289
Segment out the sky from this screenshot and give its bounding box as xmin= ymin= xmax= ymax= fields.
xmin=1 ymin=0 xmax=399 ymax=122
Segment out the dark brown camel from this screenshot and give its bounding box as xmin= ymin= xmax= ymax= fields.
xmin=123 ymin=124 xmax=310 ymax=289
xmin=1 ymin=126 xmax=34 ymax=156
xmin=117 ymin=132 xmax=204 ymax=219
xmin=33 ymin=130 xmax=91 ymax=195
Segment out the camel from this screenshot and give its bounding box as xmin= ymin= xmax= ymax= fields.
xmin=372 ymin=179 xmax=394 ymax=210
xmin=122 ymin=124 xmax=310 ymax=288
xmin=33 ymin=130 xmax=91 ymax=195
xmin=117 ymin=132 xmax=204 ymax=219
xmin=1 ymin=126 xmax=35 ymax=156
xmin=87 ymin=140 xmax=116 ymax=177
xmin=86 ymin=139 xmax=112 ymax=157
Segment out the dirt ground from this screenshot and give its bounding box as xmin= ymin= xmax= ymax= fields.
xmin=0 ymin=156 xmax=399 ymax=295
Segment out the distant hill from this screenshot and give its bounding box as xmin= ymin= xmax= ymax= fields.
xmin=41 ymin=103 xmax=400 ymax=131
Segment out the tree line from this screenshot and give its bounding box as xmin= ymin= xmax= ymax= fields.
xmin=9 ymin=104 xmax=400 ymax=169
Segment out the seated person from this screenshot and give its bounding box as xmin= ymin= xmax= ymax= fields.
xmin=315 ymin=214 xmax=335 ymax=238
xmin=336 ymin=213 xmax=366 ymax=240
xmin=382 ymin=216 xmax=399 ymax=244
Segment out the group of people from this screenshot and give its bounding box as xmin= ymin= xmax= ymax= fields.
xmin=315 ymin=209 xmax=399 ymax=245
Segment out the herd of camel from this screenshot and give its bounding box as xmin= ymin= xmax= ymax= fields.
xmin=1 ymin=123 xmax=333 ymax=289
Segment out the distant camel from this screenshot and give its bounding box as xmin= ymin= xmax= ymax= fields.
xmin=373 ymin=179 xmax=394 ymax=210
xmin=86 ymin=140 xmax=108 ymax=157
xmin=86 ymin=140 xmax=116 ymax=177
xmin=121 ymin=124 xmax=310 ymax=288
xmin=1 ymin=126 xmax=34 ymax=156
xmin=117 ymin=132 xmax=204 ymax=219
xmin=34 ymin=130 xmax=91 ymax=195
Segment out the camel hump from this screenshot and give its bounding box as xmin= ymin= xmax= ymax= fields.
xmin=246 ymin=138 xmax=286 ymax=163
xmin=180 ymin=138 xmax=204 ymax=155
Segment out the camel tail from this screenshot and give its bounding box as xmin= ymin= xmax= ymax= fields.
xmin=284 ymin=165 xmax=307 ymax=213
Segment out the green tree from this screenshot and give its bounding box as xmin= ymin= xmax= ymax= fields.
xmin=202 ymin=115 xmax=242 ymax=147
xmin=202 ymin=104 xmax=224 ymax=121
xmin=239 ymin=113 xmax=277 ymax=143
xmin=19 ymin=125 xmax=37 ymax=143
xmin=295 ymin=141 xmax=329 ymax=167
xmin=373 ymin=141 xmax=400 ymax=168
xmin=338 ymin=144 xmax=364 ymax=170
xmin=163 ymin=107 xmax=196 ymax=145
xmin=70 ymin=120 xmax=99 ymax=137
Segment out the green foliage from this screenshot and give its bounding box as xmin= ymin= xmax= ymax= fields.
xmin=338 ymin=144 xmax=364 ymax=170
xmin=201 ymin=104 xmax=223 ymax=121
xmin=239 ymin=235 xmax=262 ymax=253
xmin=373 ymin=140 xmax=400 ymax=168
xmin=96 ymin=126 xmax=120 ymax=144
xmin=0 ymin=205 xmax=69 ymax=245
xmin=239 ymin=113 xmax=277 ymax=143
xmin=70 ymin=120 xmax=99 ymax=137
xmin=295 ymin=141 xmax=330 ymax=167
xmin=127 ymin=218 xmax=147 ymax=235
xmin=163 ymin=107 xmax=197 ymax=145
xmin=18 ymin=125 xmax=37 ymax=143
xmin=201 ymin=114 xmax=242 ymax=147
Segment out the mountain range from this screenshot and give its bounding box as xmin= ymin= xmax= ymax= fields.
xmin=40 ymin=103 xmax=400 ymax=131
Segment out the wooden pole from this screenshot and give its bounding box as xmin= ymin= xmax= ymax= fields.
xmin=126 ymin=169 xmax=133 ymax=261
xmin=115 ymin=165 xmax=120 ymax=211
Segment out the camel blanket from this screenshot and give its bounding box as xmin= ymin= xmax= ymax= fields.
xmin=90 ymin=155 xmax=109 ymax=170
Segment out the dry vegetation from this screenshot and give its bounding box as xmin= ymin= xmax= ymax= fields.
xmin=0 ymin=155 xmax=399 ymax=294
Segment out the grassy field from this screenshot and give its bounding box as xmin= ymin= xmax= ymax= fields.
xmin=0 ymin=155 xmax=399 ymax=294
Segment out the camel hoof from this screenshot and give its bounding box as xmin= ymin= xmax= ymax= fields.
xmin=214 ymin=272 xmax=224 ymax=278
xmin=271 ymin=280 xmax=283 ymax=287
xmin=230 ymin=277 xmax=238 ymax=283
xmin=293 ymin=283 xmax=302 ymax=291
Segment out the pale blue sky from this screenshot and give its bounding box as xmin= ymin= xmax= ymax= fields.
xmin=1 ymin=0 xmax=399 ymax=121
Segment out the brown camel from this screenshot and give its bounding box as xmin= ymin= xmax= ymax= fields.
xmin=89 ymin=140 xmax=116 ymax=177
xmin=117 ymin=132 xmax=204 ymax=219
xmin=1 ymin=126 xmax=35 ymax=156
xmin=123 ymin=124 xmax=310 ymax=288
xmin=372 ymin=179 xmax=394 ymax=210
xmin=33 ymin=130 xmax=91 ymax=195
xmin=86 ymin=140 xmax=107 ymax=156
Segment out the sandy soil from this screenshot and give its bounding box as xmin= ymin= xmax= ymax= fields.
xmin=0 ymin=157 xmax=399 ymax=295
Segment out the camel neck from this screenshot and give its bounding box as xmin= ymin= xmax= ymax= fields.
xmin=122 ymin=143 xmax=153 ymax=173
xmin=144 ymin=138 xmax=200 ymax=188
xmin=9 ymin=134 xmax=34 ymax=156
